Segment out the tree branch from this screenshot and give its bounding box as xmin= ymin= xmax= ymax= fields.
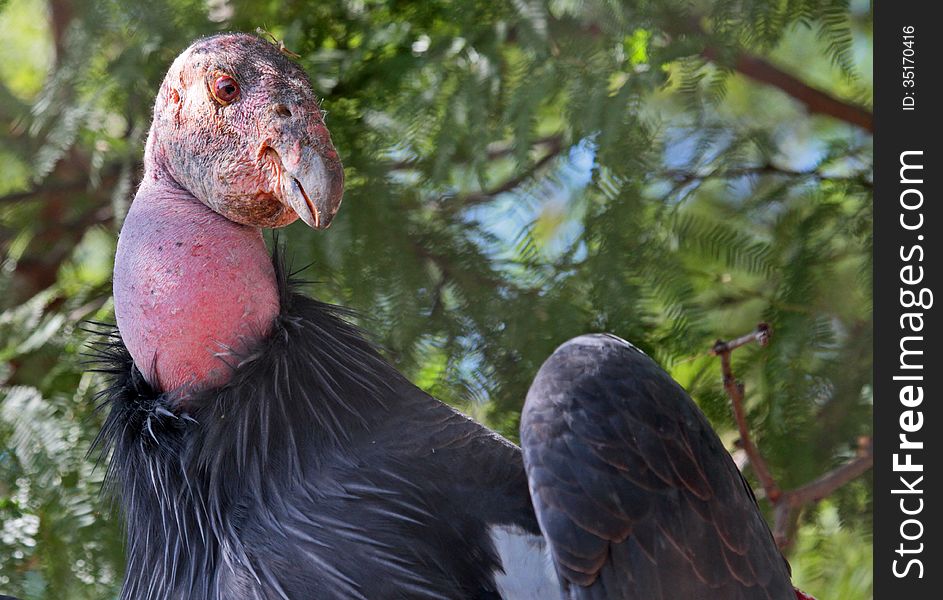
xmin=438 ymin=137 xmax=564 ymax=212
xmin=711 ymin=324 xmax=781 ymax=502
xmin=772 ymin=437 xmax=873 ymax=547
xmin=786 ymin=437 xmax=874 ymax=506
xmin=701 ymin=48 xmax=873 ymax=133
xmin=546 ymin=15 xmax=874 ymax=132
xmin=711 ymin=325 xmax=874 ymax=548
xmin=49 ymin=0 xmax=75 ymax=63
xmin=1 ymin=159 xmax=123 ymax=305
xmin=660 ymin=163 xmax=873 ymax=190
xmin=0 ymin=180 xmax=90 ymax=205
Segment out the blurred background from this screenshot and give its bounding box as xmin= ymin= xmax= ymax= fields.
xmin=0 ymin=0 xmax=872 ymax=598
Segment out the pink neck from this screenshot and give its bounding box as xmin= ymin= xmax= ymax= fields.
xmin=113 ymin=172 xmax=279 ymax=396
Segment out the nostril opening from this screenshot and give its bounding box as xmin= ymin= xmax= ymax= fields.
xmin=273 ymin=103 xmax=292 ymax=118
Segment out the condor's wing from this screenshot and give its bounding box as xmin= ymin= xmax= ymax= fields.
xmin=520 ymin=334 xmax=794 ymax=600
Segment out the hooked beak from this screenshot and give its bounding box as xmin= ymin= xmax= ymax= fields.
xmin=275 ymin=144 xmax=344 ymax=230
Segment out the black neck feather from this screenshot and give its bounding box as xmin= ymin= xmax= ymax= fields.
xmin=87 ymin=253 xmax=403 ymax=599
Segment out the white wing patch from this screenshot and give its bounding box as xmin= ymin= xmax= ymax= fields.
xmin=489 ymin=526 xmax=562 ymax=600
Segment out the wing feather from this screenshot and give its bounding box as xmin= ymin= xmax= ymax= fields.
xmin=521 ymin=334 xmax=794 ymax=599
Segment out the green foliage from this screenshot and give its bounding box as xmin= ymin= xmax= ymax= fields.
xmin=1 ymin=0 xmax=872 ymax=597
xmin=792 ymin=500 xmax=874 ymax=599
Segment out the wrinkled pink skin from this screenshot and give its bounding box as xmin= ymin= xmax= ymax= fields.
xmin=114 ymin=178 xmax=279 ymax=393
xmin=114 ymin=34 xmax=343 ymax=398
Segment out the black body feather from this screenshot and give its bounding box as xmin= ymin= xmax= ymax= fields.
xmin=90 ymin=256 xmax=537 ymax=600
xmin=91 ymin=257 xmax=796 ymax=599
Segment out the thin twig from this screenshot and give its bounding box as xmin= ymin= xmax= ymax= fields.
xmin=786 ymin=438 xmax=874 ymax=506
xmin=711 ymin=323 xmax=772 ymax=355
xmin=438 ymin=138 xmax=565 ymax=212
xmin=772 ymin=437 xmax=873 ymax=547
xmin=660 ymin=164 xmax=873 ymax=190
xmin=712 ymin=323 xmax=781 ymax=502
xmin=712 ymin=324 xmax=874 ymax=548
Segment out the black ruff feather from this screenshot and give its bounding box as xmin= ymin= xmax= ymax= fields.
xmin=88 ymin=253 xmax=538 ymax=600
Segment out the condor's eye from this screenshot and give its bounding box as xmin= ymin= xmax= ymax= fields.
xmin=212 ymin=75 xmax=240 ymax=105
